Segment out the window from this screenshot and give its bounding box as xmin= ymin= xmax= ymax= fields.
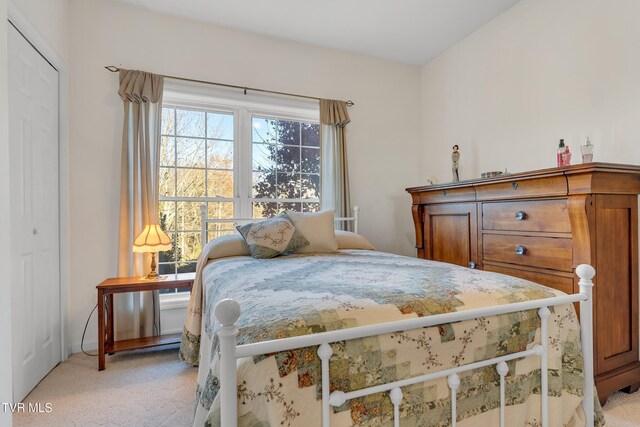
xmin=251 ymin=117 xmax=320 ymax=217
xmin=158 ymin=106 xmax=236 ymax=276
xmin=157 ymin=87 xmax=320 ymax=284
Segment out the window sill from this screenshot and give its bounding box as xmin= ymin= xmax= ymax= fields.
xmin=159 ymin=292 xmax=190 ymax=310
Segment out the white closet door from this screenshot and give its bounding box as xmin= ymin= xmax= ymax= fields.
xmin=9 ymin=23 xmax=61 ymax=403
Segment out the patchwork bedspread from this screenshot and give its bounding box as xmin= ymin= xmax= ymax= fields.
xmin=180 ymin=249 xmax=604 ymax=427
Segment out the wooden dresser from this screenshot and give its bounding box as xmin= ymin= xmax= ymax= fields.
xmin=406 ymin=163 xmax=640 ymax=404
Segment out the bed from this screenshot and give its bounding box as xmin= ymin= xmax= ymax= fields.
xmin=180 ymin=208 xmax=603 ymax=427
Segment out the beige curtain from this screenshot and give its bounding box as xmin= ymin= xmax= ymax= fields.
xmin=117 ymin=69 xmax=164 ymax=339
xmin=319 ymin=99 xmax=352 ymax=230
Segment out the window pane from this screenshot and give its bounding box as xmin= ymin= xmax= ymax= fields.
xmin=252 ymin=143 xmax=276 ymax=171
xmin=176 ymin=109 xmax=205 ymax=137
xmin=207 ymin=202 xmax=234 ymax=219
xmin=176 ymin=138 xmax=205 ymax=168
xmin=177 ymin=262 xmax=197 ymax=274
xmin=253 ymin=202 xmax=278 ymax=218
xmin=208 ymin=140 xmax=233 ymax=170
xmin=207 ymin=224 xmax=234 ymax=242
xmin=301 ymin=174 xmax=319 ymax=199
xmin=301 ymin=147 xmax=319 ymax=173
xmin=277 ymin=120 xmax=300 ymax=145
xmin=158 ymin=263 xmax=175 ymax=275
xmin=301 ymin=123 xmax=319 ymax=147
xmin=176 ymin=202 xmax=204 ymax=231
xmin=207 ymin=170 xmax=234 ymax=198
xmin=176 ymin=169 xmax=206 ymax=197
xmin=252 ymin=117 xmax=276 ymax=143
xmin=160 ymin=136 xmax=175 ymax=167
xmin=158 ymin=231 xmax=178 ymax=263
xmin=303 ymin=202 xmax=320 ymax=213
xmin=276 ymin=146 xmax=300 ymax=172
xmin=158 ymin=201 xmax=176 ymax=231
xmin=279 ymin=202 xmax=301 ymax=212
xmin=159 ymin=167 xmax=175 ymax=197
xmin=253 ymin=171 xmax=276 ymax=198
xmin=162 ymin=108 xmax=175 ymax=136
xmin=207 ymin=112 xmax=233 ymax=140
xmin=176 ymin=232 xmax=202 ymax=262
xmin=277 ymin=172 xmax=300 ymax=199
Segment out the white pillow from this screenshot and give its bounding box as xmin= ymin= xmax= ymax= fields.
xmin=202 ymin=234 xmax=250 ymax=261
xmin=335 ymin=230 xmax=376 ymax=250
xmin=285 ymin=210 xmax=338 ymax=253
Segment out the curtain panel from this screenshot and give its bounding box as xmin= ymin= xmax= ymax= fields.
xmin=117 ymin=69 xmax=164 ymax=339
xmin=319 ymin=99 xmax=352 ymax=230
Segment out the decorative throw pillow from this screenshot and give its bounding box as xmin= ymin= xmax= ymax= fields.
xmin=284 ymin=210 xmax=339 ymax=253
xmin=236 ymin=216 xmax=308 ymax=259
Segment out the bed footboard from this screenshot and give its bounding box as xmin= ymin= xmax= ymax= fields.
xmin=215 ymin=264 xmax=596 ymax=427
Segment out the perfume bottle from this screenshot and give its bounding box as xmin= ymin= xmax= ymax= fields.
xmin=581 ymin=138 xmax=594 ymax=163
xmin=563 ymin=144 xmax=572 ymax=166
xmin=557 ymin=139 xmax=566 ymax=167
xmin=557 ymin=139 xmax=571 ymax=167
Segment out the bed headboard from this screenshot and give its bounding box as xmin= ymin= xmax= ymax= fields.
xmin=200 ymin=205 xmax=360 ymax=244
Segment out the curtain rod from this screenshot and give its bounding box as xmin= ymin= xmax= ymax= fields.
xmin=105 ymin=66 xmax=354 ymax=107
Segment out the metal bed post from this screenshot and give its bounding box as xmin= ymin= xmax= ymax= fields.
xmin=317 ymin=343 xmax=334 ymax=427
xmin=200 ymin=204 xmax=207 ymax=244
xmin=215 ymin=299 xmax=241 ymax=427
xmin=353 ymin=206 xmax=360 ymax=234
xmin=577 ymin=264 xmax=595 ymax=427
xmin=538 ymin=306 xmax=551 ymax=427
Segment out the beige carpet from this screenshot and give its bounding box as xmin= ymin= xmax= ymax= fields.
xmin=13 ymin=345 xmax=197 ymax=427
xmin=12 ymin=345 xmax=640 ymax=426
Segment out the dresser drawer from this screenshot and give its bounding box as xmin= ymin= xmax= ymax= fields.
xmin=483 ymin=263 xmax=574 ymax=295
xmin=476 ymin=175 xmax=567 ymax=201
xmin=483 ymin=234 xmax=573 ymax=272
xmin=482 ymin=199 xmax=570 ymax=233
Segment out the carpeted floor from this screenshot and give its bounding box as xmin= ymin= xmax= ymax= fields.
xmin=13 ymin=345 xmax=197 ymax=427
xmin=12 ymin=346 xmax=640 ymax=426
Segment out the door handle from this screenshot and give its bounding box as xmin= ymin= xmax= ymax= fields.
xmin=468 ymin=261 xmax=477 ymax=269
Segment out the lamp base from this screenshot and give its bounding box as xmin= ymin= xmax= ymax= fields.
xmin=142 ymin=273 xmax=168 ymax=281
xmin=142 ymin=252 xmax=167 ymax=280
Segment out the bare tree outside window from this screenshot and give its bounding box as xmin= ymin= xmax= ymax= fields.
xmin=157 ymin=106 xmax=320 ymax=295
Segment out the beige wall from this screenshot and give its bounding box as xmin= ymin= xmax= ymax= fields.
xmin=420 ymin=0 xmax=640 ymax=182
xmin=68 ymin=0 xmax=422 ymax=349
xmin=1 ymin=0 xmax=14 ymax=423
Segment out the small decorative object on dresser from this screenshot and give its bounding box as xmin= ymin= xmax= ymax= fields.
xmin=582 ymin=137 xmax=595 ymax=163
xmin=407 ymin=162 xmax=640 ymax=405
xmin=451 ymin=144 xmax=460 ymax=182
xmin=96 ymin=273 xmax=194 ymax=370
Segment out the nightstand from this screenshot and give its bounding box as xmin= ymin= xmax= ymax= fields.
xmin=96 ymin=273 xmax=195 ymax=370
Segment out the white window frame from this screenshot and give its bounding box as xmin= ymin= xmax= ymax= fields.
xmin=159 ymin=80 xmax=320 ymax=308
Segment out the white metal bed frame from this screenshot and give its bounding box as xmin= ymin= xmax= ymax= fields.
xmin=200 ymin=206 xmax=595 ymax=427
xmin=200 ymin=204 xmax=360 ymax=242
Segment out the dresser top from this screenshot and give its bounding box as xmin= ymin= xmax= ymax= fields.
xmin=406 ymin=162 xmax=640 ymax=193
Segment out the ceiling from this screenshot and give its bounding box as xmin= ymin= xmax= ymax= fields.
xmin=112 ymin=0 xmax=521 ymax=66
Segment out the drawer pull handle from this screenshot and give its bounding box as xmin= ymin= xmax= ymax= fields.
xmin=515 ymin=245 xmax=527 ymax=256
xmin=515 ymin=211 xmax=527 ymax=221
xmin=442 ymin=190 xmax=447 ymax=196
xmin=512 ymin=182 xmax=519 ymax=190
xmin=468 ymin=261 xmax=477 ymax=269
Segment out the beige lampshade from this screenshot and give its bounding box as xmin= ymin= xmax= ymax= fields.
xmin=132 ymin=224 xmax=172 ymax=253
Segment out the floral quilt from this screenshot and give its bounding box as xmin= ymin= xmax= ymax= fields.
xmin=180 ymin=249 xmax=604 ymax=427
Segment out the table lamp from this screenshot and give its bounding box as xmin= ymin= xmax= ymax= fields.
xmin=133 ymin=224 xmax=172 ymax=280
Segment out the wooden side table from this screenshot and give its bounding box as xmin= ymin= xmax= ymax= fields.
xmin=96 ymin=273 xmax=195 ymax=370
